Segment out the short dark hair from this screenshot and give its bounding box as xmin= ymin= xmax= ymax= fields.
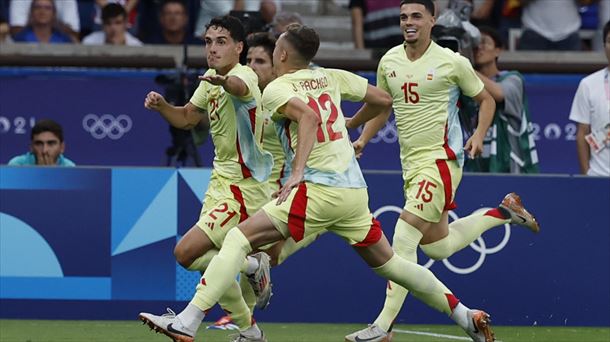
xmin=283 ymin=23 xmax=319 ymax=63
xmin=604 ymin=20 xmax=610 ymax=44
xmin=247 ymin=32 xmax=276 ymax=60
xmin=205 ymin=15 xmax=246 ymax=43
xmin=31 ymin=119 xmax=64 ymax=142
xmin=101 ymin=3 xmax=127 ymax=24
xmin=400 ymin=0 xmax=435 ymax=16
xmin=477 ymin=25 xmax=503 ymax=49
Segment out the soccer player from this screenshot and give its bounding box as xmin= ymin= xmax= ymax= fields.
xmin=142 ymin=15 xmax=273 ymax=340
xmin=139 ymin=23 xmax=497 ymax=342
xmin=345 ymin=1 xmax=539 ymax=341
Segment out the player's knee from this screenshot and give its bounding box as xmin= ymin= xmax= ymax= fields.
xmin=173 ymin=244 xmax=194 ymax=269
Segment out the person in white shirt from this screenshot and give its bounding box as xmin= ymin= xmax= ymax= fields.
xmin=518 ymin=0 xmax=582 ymax=51
xmin=82 ymin=3 xmax=142 ymax=46
xmin=569 ymin=21 xmax=610 ymax=177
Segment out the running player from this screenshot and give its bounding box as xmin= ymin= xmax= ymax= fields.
xmin=142 ymin=15 xmax=273 ymax=340
xmin=140 ymin=23 xmax=497 ymax=342
xmin=345 ymin=1 xmax=538 ymax=341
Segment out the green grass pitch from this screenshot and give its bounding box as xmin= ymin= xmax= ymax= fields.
xmin=0 ymin=320 xmax=608 ymax=341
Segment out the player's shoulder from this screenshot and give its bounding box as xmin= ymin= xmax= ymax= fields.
xmin=379 ymin=44 xmax=405 ymax=62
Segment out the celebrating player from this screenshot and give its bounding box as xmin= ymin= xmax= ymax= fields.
xmin=345 ymin=1 xmax=539 ymax=341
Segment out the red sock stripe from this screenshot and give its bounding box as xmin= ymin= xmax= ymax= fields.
xmin=445 ymin=293 xmax=460 ymax=311
xmin=484 ymin=208 xmax=505 ymax=219
xmin=436 ymin=160 xmax=456 ymax=210
xmin=230 ymin=184 xmax=248 ymax=222
xmin=287 ymin=183 xmax=308 ymax=242
xmin=353 ymin=218 xmax=383 ymax=247
xmin=236 ymin=137 xmax=253 ymax=179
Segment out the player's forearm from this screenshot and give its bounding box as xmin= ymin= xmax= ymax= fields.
xmin=222 ymin=76 xmax=249 ymax=97
xmin=355 ymin=108 xmax=391 ymax=145
xmin=158 ymin=104 xmax=195 ymax=130
xmin=292 ymin=114 xmax=319 ymax=175
xmin=473 ymin=96 xmax=495 ymax=138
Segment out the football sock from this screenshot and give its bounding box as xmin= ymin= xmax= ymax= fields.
xmin=186 ymin=249 xmax=217 ymax=272
xmin=277 ymin=233 xmax=320 ymax=265
xmin=188 ymin=249 xmax=250 ymax=274
xmin=176 ymin=303 xmax=205 ymax=336
xmin=449 ymin=302 xmax=471 ymax=330
xmin=217 ymin=279 xmax=254 ymax=330
xmin=192 ymin=228 xmax=253 ymax=312
xmin=374 ymin=219 xmax=422 ymax=331
xmin=372 ymin=254 xmax=456 ymax=315
xmin=420 ymin=209 xmax=509 ymax=260
xmin=239 ymin=274 xmax=257 ymax=313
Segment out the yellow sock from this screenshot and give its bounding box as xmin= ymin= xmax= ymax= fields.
xmin=420 ymin=210 xmax=509 ymax=260
xmin=373 ymin=254 xmax=455 ymax=315
xmin=191 ymin=229 xmax=252 ymax=311
xmin=239 ymin=274 xmax=256 ymax=313
xmin=218 ymin=279 xmax=253 ymax=330
xmin=373 ymin=219 xmax=422 ymax=331
xmin=187 ymin=249 xmax=218 ymax=272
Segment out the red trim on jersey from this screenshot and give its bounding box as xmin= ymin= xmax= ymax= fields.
xmin=353 ymin=218 xmax=383 ymax=247
xmin=235 ymin=136 xmax=253 ymax=179
xmin=284 ymin=120 xmax=294 ymax=152
xmin=200 ymin=277 xmax=207 ymax=286
xmin=484 ymin=208 xmax=505 ymax=219
xmin=436 ymin=160 xmax=457 ymax=210
xmin=248 ymin=107 xmax=257 ymax=134
xmin=230 ymin=184 xmax=248 ymax=222
xmin=287 ymin=183 xmax=308 ymax=242
xmin=443 ymin=124 xmax=457 ymax=160
xmin=387 ymin=281 xmax=392 ymax=290
xmin=445 ymin=293 xmax=460 ymax=311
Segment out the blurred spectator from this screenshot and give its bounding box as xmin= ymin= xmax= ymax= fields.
xmin=9 ymin=0 xmax=79 ymax=42
xmin=469 ymin=0 xmax=521 ymax=45
xmin=144 ymin=0 xmax=202 ymax=45
xmin=8 ymin=119 xmax=75 ymax=167
xmin=270 ymin=11 xmax=302 ymax=38
xmin=462 ymin=26 xmax=539 ymax=173
xmin=235 ymin=0 xmax=279 ymax=27
xmin=349 ymin=0 xmax=403 ymax=53
xmin=94 ymin=0 xmax=138 ymax=29
xmin=0 ymin=14 xmax=12 ymax=43
xmin=592 ymin=0 xmax=609 ymax=51
xmin=12 ymin=0 xmax=71 ymax=44
xmin=569 ymin=20 xmax=610 ymax=177
xmin=194 ymin=0 xmax=236 ymax=37
xmin=82 ymin=3 xmax=142 ymax=46
xmin=517 ymin=0 xmax=582 ymax=51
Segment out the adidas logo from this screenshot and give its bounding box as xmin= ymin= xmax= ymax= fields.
xmin=388 ymin=70 xmax=397 ymax=78
xmin=415 ymin=203 xmax=424 ymax=211
xmin=206 ymin=222 xmax=215 ymax=230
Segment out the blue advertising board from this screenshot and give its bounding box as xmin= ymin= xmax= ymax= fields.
xmin=0 ymin=68 xmax=587 ymax=174
xmin=1 ymin=166 xmax=608 ymax=327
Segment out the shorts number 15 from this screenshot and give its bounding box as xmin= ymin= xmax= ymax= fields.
xmin=401 ymin=82 xmax=419 ymax=104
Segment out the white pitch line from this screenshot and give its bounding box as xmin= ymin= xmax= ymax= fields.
xmin=393 ymin=328 xmax=503 ymax=342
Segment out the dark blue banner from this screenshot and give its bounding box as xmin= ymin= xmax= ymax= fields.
xmin=1 ymin=166 xmax=608 ymax=326
xmin=0 ymin=68 xmax=585 ymax=174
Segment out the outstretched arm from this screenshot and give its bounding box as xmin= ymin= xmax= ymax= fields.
xmin=144 ymin=91 xmax=207 ymax=130
xmin=275 ymin=98 xmax=321 ymax=204
xmin=199 ymin=75 xmax=249 ymax=97
xmin=346 ymin=84 xmax=393 ymax=156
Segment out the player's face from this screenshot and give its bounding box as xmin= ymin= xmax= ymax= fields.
xmin=399 ymin=4 xmax=435 ymax=45
xmin=272 ymin=34 xmax=288 ymax=74
xmin=247 ymin=46 xmax=275 ymax=90
xmin=474 ymin=33 xmax=500 ymax=67
xmin=30 ymin=131 xmax=64 ymax=165
xmin=204 ymin=26 xmax=242 ymax=72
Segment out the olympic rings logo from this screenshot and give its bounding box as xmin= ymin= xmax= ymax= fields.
xmin=358 ymin=119 xmax=398 ymax=144
xmin=372 ymin=205 xmax=511 ymax=275
xmin=82 ymin=114 xmax=133 ymax=140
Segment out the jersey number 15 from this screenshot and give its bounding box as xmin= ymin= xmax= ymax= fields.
xmin=401 ymin=82 xmax=420 ymax=104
